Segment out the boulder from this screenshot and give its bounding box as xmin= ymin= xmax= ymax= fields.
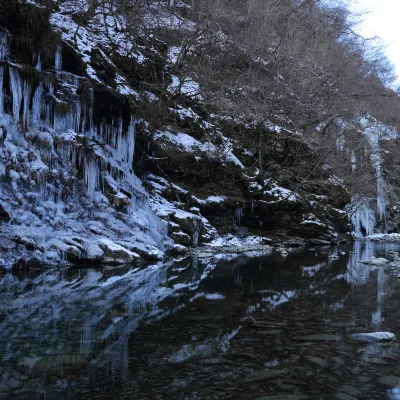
xmin=377 ymin=375 xmax=400 ymax=388
xmin=171 ymin=231 xmax=192 ymax=246
xmin=12 ymin=235 xmax=36 ymax=251
xmin=98 ymin=239 xmax=140 ymax=264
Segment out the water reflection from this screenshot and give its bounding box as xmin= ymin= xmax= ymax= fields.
xmin=1 ymin=242 xmax=400 ymax=399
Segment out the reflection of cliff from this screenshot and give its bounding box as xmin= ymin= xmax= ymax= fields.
xmin=1 ymin=244 xmax=400 ymax=398
xmin=346 ymin=241 xmax=392 ymax=327
xmin=0 ymin=256 xmax=224 ymax=395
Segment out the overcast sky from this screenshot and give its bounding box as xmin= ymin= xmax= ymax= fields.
xmin=350 ymin=0 xmax=400 ymax=80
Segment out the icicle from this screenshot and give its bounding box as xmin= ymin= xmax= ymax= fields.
xmin=54 ymin=100 xmax=81 ymax=133
xmin=22 ymin=81 xmax=31 ymax=130
xmin=363 ymin=119 xmax=389 ymax=222
xmin=55 ymin=45 xmax=62 ymax=71
xmin=0 ymin=30 xmax=10 ymax=61
xmin=31 ymin=83 xmax=43 ymax=127
xmin=127 ymin=117 xmax=135 ymax=168
xmin=0 ymin=66 xmax=3 ymax=116
xmin=84 ymin=158 xmax=99 ymax=196
xmin=234 ymin=207 xmax=243 ymax=226
xmin=351 ymin=203 xmax=375 ymax=237
xmin=351 ymin=151 xmax=356 ymax=173
xmin=35 ymin=55 xmax=42 ymax=72
xmin=75 ymin=101 xmax=81 ymax=133
xmin=9 ymin=68 xmax=23 ymax=124
xmin=192 ymin=219 xmax=200 ymax=247
xmin=335 ymin=132 xmax=345 ymax=152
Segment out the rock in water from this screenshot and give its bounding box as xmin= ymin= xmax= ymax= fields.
xmin=378 ymin=375 xmax=400 ymax=388
xmin=304 ymin=356 xmax=328 ymax=368
xmin=351 ymin=332 xmax=395 ymax=342
xmin=255 ymin=396 xmax=309 ymax=400
xmin=359 ymin=257 xmax=389 ymax=266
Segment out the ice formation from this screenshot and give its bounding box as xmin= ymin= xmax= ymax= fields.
xmin=55 ymin=44 xmax=62 ymax=71
xmin=0 ymin=29 xmax=170 ymax=267
xmin=351 ymin=203 xmax=375 ymax=237
xmin=350 ymin=117 xmax=394 ymax=236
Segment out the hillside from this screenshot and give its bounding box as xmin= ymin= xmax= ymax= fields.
xmin=0 ymin=0 xmax=399 ymax=269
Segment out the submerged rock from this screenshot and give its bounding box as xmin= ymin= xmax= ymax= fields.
xmin=377 ymin=375 xmax=400 ymax=388
xmin=293 ymin=334 xmax=341 ymax=341
xmin=351 ymin=332 xmax=396 ymax=343
xmin=304 ymin=356 xmax=328 ymax=368
xmin=255 ymin=395 xmax=309 ymax=400
xmin=244 ymin=369 xmax=287 ymax=383
xmin=359 ymin=257 xmax=389 ymax=266
xmin=333 ymin=393 xmax=358 ymax=400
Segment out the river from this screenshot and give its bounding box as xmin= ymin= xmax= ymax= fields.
xmin=1 ymin=241 xmax=400 ymax=399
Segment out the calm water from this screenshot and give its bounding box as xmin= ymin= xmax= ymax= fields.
xmin=2 ymin=242 xmax=400 ymax=399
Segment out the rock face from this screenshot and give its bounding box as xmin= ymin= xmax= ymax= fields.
xmin=0 ymin=0 xmax=356 ymax=268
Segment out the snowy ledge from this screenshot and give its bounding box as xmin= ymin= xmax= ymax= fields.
xmin=359 ymin=233 xmax=400 ymax=242
xmin=186 ymin=235 xmax=274 ymax=259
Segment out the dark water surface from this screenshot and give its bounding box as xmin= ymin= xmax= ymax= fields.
xmin=2 ymin=242 xmax=400 ymax=399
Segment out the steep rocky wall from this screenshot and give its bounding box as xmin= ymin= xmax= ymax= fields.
xmin=0 ymin=0 xmax=356 ymax=271
xmin=0 ymin=1 xmax=172 ymax=269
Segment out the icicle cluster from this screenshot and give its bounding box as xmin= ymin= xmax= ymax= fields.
xmin=55 ymin=45 xmax=62 ymax=71
xmin=0 ymin=34 xmax=146 ymax=223
xmin=350 ymin=117 xmax=392 ymax=236
xmin=351 ymin=203 xmax=375 ymax=237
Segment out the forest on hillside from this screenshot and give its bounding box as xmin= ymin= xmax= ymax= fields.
xmin=53 ymin=0 xmax=400 ymax=213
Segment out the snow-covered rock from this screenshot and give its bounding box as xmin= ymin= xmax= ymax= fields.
xmin=359 ymin=257 xmax=389 ymax=266
xmin=351 ymin=332 xmax=396 ymax=342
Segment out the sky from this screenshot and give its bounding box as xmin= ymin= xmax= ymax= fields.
xmin=350 ymin=0 xmax=400 ymax=81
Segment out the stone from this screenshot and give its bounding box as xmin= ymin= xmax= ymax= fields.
xmin=365 ymin=358 xmax=388 ymax=365
xmin=351 ymin=332 xmax=395 ymax=343
xmin=340 ymin=385 xmax=361 ymax=397
xmin=25 ymin=258 xmax=43 ymax=270
xmin=257 ymin=329 xmax=284 ymax=335
xmin=198 ymin=358 xmax=233 ymax=365
xmin=98 ymin=239 xmax=138 ymax=264
xmin=334 ymin=393 xmax=358 ymax=400
xmin=244 ymin=369 xmax=287 ymax=383
xmin=12 ymin=257 xmax=42 ymax=271
xmin=254 ymin=396 xmax=309 ymax=400
xmin=304 ymin=356 xmax=328 ymax=368
xmin=293 ymin=334 xmax=341 ymax=341
xmin=197 ymin=252 xmax=214 ymax=259
xmin=171 ymin=231 xmax=192 ymax=246
xmin=0 ymin=236 xmax=16 ymax=250
xmin=359 ymin=257 xmax=389 ymax=266
xmin=377 ymin=375 xmax=400 ymax=388
xmin=12 ymin=235 xmax=36 ymax=251
xmin=331 ymin=322 xmax=356 ymax=328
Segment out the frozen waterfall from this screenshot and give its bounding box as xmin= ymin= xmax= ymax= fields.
xmin=351 ymin=117 xmax=394 ymax=236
